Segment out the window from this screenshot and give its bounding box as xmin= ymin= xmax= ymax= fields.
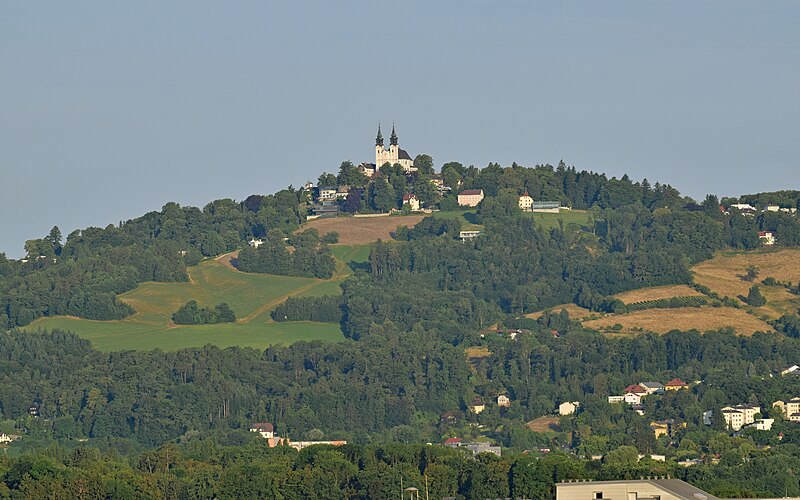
xmin=594 ymin=492 xmax=604 ymax=499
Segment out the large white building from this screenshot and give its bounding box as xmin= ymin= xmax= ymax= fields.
xmin=375 ymin=124 xmax=415 ymax=172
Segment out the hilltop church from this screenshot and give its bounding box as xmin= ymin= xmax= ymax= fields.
xmin=374 ymin=124 xmax=416 ymax=172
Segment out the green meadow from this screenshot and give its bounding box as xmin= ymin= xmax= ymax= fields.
xmin=26 ymin=244 xmax=371 ymax=352
xmin=432 ymin=209 xmax=590 ymax=231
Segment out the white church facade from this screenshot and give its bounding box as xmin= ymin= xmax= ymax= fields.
xmin=374 ymin=124 xmax=415 ymax=172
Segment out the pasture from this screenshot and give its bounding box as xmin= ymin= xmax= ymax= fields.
xmin=613 ymin=285 xmax=704 ymax=305
xmin=26 ymin=244 xmax=372 ymax=352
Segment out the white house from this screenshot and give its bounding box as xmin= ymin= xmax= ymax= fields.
xmin=747 ymin=418 xmax=774 ymax=431
xmin=758 ymin=231 xmax=776 ymax=245
xmin=497 ymin=395 xmax=511 ymax=408
xmin=0 ymin=433 xmax=12 ymax=444
xmin=559 ymin=401 xmax=580 ymax=416
xmin=518 ymin=192 xmax=534 ymax=211
xmin=248 ymin=238 xmax=265 ymax=248
xmin=249 ymin=422 xmax=275 ymax=439
xmin=639 ymin=382 xmax=665 ymax=395
xmin=607 ymin=393 xmax=641 ymax=405
xmin=318 ymin=187 xmax=338 ymax=202
xmin=458 ymin=189 xmax=484 ymax=207
xmin=402 ymin=193 xmax=421 ymax=211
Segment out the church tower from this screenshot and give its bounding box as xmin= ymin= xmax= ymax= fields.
xmin=389 ymin=124 xmax=399 ymax=160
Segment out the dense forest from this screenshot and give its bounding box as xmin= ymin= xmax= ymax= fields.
xmin=3 ymin=159 xmax=800 ymax=497
xmin=3 ymin=328 xmax=800 ymax=497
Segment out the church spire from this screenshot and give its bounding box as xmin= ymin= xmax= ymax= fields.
xmin=376 ymin=123 xmax=384 ymax=147
xmin=390 ymin=124 xmax=398 ymax=146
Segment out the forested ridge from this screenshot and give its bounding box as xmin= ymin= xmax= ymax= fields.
xmin=3 ymin=160 xmax=800 ymax=497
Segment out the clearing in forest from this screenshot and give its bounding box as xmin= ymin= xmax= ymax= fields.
xmin=613 ymin=285 xmax=704 ymax=304
xmin=25 ymin=245 xmax=371 ymax=352
xmin=526 ymin=416 xmax=561 ymax=433
xmin=692 ymin=249 xmax=800 ymax=318
xmin=526 ymin=303 xmax=592 ymax=320
xmin=581 ymin=306 xmax=774 ymax=336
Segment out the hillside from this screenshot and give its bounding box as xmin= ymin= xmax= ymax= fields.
xmin=25 ymin=244 xmax=370 ymax=351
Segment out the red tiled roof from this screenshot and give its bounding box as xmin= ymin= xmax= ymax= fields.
xmin=459 ymin=189 xmax=483 ymax=196
xmin=444 ymin=438 xmax=462 ymax=444
xmin=665 ymin=378 xmax=687 ymax=387
xmin=624 ymin=384 xmax=647 ymax=394
xmin=402 ymin=193 xmax=417 ymax=201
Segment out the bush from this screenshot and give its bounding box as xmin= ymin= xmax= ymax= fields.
xmin=172 ymin=300 xmax=237 ymax=325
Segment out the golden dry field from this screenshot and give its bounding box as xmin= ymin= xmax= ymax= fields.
xmin=526 ymin=303 xmax=593 ymax=320
xmin=581 ymin=306 xmax=774 ymax=336
xmin=303 ymin=215 xmax=427 ymax=245
xmin=526 ymin=416 xmax=561 ymax=433
xmin=613 ymin=285 xmax=704 ymax=304
xmin=692 ymin=249 xmax=800 ymax=318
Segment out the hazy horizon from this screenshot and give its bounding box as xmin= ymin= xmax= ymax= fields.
xmin=2 ymin=1 xmax=798 ymax=258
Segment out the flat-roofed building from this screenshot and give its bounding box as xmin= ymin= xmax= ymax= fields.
xmin=556 ymin=478 xmax=720 ymax=500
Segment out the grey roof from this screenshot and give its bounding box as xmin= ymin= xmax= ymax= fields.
xmin=557 ymin=479 xmax=719 ymax=500
xmin=640 ymin=381 xmax=664 ymax=388
xmin=398 ymin=148 xmax=412 ymax=160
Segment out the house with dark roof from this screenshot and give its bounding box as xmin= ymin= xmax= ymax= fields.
xmin=458 ymin=189 xmax=484 ymax=207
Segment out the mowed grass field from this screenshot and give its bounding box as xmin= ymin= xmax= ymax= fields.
xmin=26 ymin=244 xmax=372 ymax=352
xmin=526 ymin=303 xmax=592 ymax=320
xmin=613 ymin=285 xmax=704 ymax=304
xmin=692 ymin=248 xmax=800 ymax=319
xmin=581 ymin=306 xmax=774 ymax=336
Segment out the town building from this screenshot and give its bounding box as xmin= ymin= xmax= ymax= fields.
xmin=556 ymin=478 xmax=720 ymax=500
xmin=721 ymin=404 xmax=761 ymax=431
xmin=458 ymin=189 xmax=485 ymax=207
xmin=774 ymin=397 xmax=800 ymax=421
xmin=559 ymin=401 xmax=580 ymax=416
xmin=375 ymin=124 xmax=415 ymax=172
xmin=497 ymin=395 xmax=511 ymax=408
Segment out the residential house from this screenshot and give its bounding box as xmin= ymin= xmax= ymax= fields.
xmin=729 ymin=203 xmax=756 ymax=212
xmin=664 ymin=378 xmax=689 ymax=391
xmin=758 ymin=231 xmax=776 ymax=246
xmin=469 ymin=398 xmax=486 ymax=414
xmin=248 ymin=238 xmax=265 ymax=248
xmin=249 ymin=422 xmax=275 ymax=439
xmin=358 ymin=162 xmax=377 ymax=178
xmin=518 ymin=192 xmax=534 ymax=211
xmin=556 ymin=478 xmax=720 ymax=500
xmin=781 ymin=365 xmax=800 ymax=376
xmin=639 ymin=381 xmax=665 ymax=395
xmin=0 ymin=433 xmax=12 ymax=444
xmin=402 ymin=193 xmax=421 ymax=211
xmin=458 ymin=189 xmax=484 ymax=207
xmin=748 ymin=418 xmax=775 ymax=431
xmin=766 ymin=205 xmax=781 ymax=212
xmin=607 ymin=393 xmax=641 ymax=405
xmin=497 ymin=395 xmax=511 ymax=408
xmin=444 ymin=437 xmax=462 ymax=447
xmin=559 ymin=401 xmax=580 ymax=416
xmin=623 ymin=384 xmax=649 ymax=397
xmin=651 ymin=421 xmax=669 ymax=439
xmin=317 ymin=186 xmax=338 ymax=202
xmin=458 ymin=230 xmax=482 ymax=240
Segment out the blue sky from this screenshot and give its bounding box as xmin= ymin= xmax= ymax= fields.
xmin=2 ymin=1 xmax=798 ymax=257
